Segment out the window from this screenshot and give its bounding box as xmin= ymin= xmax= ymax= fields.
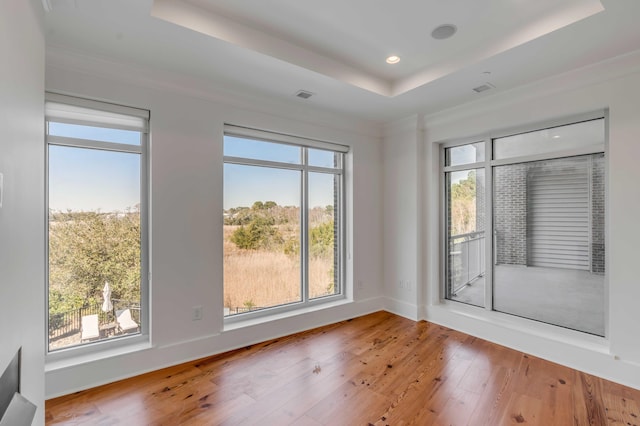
xmin=223 ymin=126 xmax=346 ymax=317
xmin=444 ymin=143 xmax=486 ymax=308
xmin=443 ymin=116 xmax=606 ymax=336
xmin=46 ymin=93 xmax=149 ymax=351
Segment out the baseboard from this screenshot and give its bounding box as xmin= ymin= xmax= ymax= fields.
xmin=383 ymin=297 xmax=420 ymax=321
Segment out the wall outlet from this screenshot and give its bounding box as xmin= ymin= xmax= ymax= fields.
xmin=192 ymin=305 xmax=203 ymax=321
xmin=398 ymin=280 xmax=412 ymax=291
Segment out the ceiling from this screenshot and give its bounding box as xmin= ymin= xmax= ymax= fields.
xmin=44 ymin=0 xmax=640 ymax=123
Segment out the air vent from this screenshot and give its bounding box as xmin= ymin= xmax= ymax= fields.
xmin=472 ymin=83 xmax=495 ymax=93
xmin=295 ymin=90 xmax=314 ymax=100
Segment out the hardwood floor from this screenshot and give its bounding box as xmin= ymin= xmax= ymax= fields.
xmin=46 ymin=312 xmax=640 ymax=425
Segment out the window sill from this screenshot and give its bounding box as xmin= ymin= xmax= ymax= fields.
xmin=434 ymin=300 xmax=609 ymax=354
xmin=223 ymin=296 xmax=350 ymax=332
xmin=45 ymin=335 xmax=152 ymax=373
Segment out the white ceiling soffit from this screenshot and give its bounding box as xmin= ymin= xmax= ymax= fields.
xmin=151 ymin=0 xmax=604 ymax=98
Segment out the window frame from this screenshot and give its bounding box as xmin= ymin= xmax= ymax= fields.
xmin=223 ymin=125 xmax=347 ymax=322
xmin=439 ymin=111 xmax=607 ymax=333
xmin=45 ymin=93 xmax=150 ymax=357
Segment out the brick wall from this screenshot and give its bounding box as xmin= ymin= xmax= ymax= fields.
xmin=591 ymin=153 xmax=605 ymax=274
xmin=494 ymin=163 xmax=528 ymax=265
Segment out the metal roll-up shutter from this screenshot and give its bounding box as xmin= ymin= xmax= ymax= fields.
xmin=527 ymin=157 xmax=590 ymax=270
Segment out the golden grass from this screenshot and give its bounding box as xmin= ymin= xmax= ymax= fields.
xmin=223 ymin=226 xmax=335 ymax=312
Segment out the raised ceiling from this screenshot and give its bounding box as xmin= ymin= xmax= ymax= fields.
xmin=44 ymin=0 xmax=640 ymax=122
xmin=152 ymin=0 xmax=603 ymax=96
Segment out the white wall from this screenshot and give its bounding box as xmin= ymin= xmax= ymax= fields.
xmin=44 ymin=53 xmax=384 ymax=397
xmin=384 ymin=50 xmax=640 ymax=389
xmin=0 ymin=0 xmax=45 ymax=424
xmin=382 ymin=116 xmax=424 ymax=319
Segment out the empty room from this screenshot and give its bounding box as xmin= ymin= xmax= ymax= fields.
xmin=2 ymin=0 xmax=640 ymax=424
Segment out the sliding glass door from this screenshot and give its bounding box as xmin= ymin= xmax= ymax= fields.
xmin=443 ymin=117 xmax=606 ymax=336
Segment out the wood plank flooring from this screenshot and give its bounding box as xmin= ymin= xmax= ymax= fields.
xmin=45 ymin=311 xmax=640 ymax=425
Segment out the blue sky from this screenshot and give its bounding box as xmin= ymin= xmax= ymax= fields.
xmin=48 ymin=127 xmax=336 ymax=212
xmin=223 ymin=136 xmax=337 ymax=210
xmin=48 ymin=123 xmax=141 ymax=212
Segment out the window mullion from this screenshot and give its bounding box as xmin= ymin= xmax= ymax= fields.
xmin=301 ymin=148 xmax=309 ymax=304
xmin=46 ymin=135 xmax=143 ymax=154
xmin=484 ymin=139 xmax=493 ymax=311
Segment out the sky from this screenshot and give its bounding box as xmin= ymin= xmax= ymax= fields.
xmin=223 ymin=136 xmax=338 ymax=210
xmin=48 ymin=126 xmax=337 ymax=212
xmin=48 ymin=123 xmax=141 ymax=212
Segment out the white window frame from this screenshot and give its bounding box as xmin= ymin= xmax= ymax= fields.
xmin=45 ymin=93 xmax=150 ymax=358
xmin=223 ymin=125 xmax=347 ymax=323
xmin=440 ymin=111 xmax=607 ymax=332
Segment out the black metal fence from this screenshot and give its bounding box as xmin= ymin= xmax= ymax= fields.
xmin=48 ymin=299 xmax=139 ymax=340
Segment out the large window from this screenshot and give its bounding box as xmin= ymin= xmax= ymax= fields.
xmin=223 ymin=126 xmax=346 ymax=317
xmin=46 ymin=93 xmax=149 ymax=351
xmin=443 ymin=116 xmax=606 ymax=336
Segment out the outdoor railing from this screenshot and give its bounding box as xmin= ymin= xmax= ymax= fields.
xmin=48 ymin=299 xmax=140 ymax=340
xmin=449 ymin=230 xmax=485 ymax=295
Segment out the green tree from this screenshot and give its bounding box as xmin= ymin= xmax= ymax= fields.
xmin=450 ymin=171 xmax=477 ymax=235
xmin=230 ymin=216 xmax=282 ymax=250
xmin=310 ymin=220 xmax=334 ymax=258
xmin=48 ymin=209 xmax=141 ymax=315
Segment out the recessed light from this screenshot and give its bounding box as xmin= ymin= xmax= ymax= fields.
xmin=552 ymin=135 xmax=561 ymax=139
xmin=431 ymin=24 xmax=457 ymax=40
xmin=386 ymin=55 xmax=400 ymax=64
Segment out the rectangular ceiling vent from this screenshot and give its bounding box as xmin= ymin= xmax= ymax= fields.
xmin=295 ymin=90 xmax=315 ymax=99
xmin=473 ymin=83 xmax=495 ymax=93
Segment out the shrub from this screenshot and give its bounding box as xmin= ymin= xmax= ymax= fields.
xmin=310 ymin=220 xmax=334 ymax=258
xmin=231 ymin=216 xmax=282 ymax=250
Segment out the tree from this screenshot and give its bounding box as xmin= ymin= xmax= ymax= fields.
xmin=310 ymin=220 xmax=334 ymax=258
xmin=449 ymin=171 xmax=477 ymax=236
xmin=230 ymin=216 xmax=282 ymax=250
xmin=48 ymin=209 xmax=141 ymax=315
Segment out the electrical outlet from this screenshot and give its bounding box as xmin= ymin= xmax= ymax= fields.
xmin=192 ymin=305 xmax=203 ymax=321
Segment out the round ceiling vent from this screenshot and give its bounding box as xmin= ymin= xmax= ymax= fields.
xmin=431 ymin=24 xmax=457 ymax=40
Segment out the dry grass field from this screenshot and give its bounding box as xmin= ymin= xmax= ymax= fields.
xmin=223 ymin=225 xmax=335 ymax=313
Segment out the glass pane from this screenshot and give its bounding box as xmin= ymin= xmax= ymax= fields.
xmin=224 ymin=164 xmax=302 ymax=316
xmin=49 ymin=122 xmax=141 ymax=145
xmin=308 ymin=148 xmax=339 ymax=168
xmin=493 ymin=154 xmax=605 ymax=336
xmin=308 ymin=172 xmax=340 ymax=299
xmin=445 ymin=142 xmax=485 ymax=167
xmin=224 ymin=135 xmax=300 ymax=164
xmin=493 ymin=118 xmax=604 ymax=160
xmin=48 ymin=146 xmax=141 ymax=351
xmin=445 ymin=168 xmax=486 ymax=307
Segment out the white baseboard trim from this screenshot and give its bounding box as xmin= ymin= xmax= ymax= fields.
xmin=383 ymin=297 xmax=420 ymax=321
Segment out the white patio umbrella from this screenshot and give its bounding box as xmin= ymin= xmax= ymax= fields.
xmin=102 ymin=282 xmax=113 ymax=312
